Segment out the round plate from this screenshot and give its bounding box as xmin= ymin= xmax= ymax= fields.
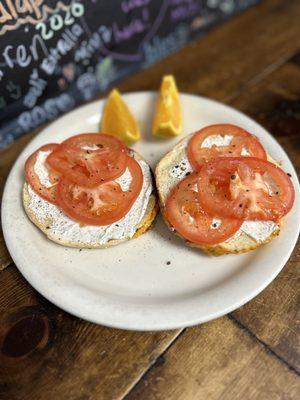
xmin=2 ymin=92 xmax=299 ymax=331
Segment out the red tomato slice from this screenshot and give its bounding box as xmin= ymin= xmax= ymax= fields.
xmin=165 ymin=173 xmax=242 ymax=245
xmin=198 ymin=157 xmax=295 ymax=221
xmin=187 ymin=124 xmax=267 ymax=170
xmin=47 ymin=133 xmax=127 ymax=188
xmin=56 ymin=156 xmax=143 ymax=226
xmin=25 ymin=144 xmax=60 ymax=204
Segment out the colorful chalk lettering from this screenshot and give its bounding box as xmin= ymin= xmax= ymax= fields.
xmin=0 ymin=0 xmax=260 ymax=148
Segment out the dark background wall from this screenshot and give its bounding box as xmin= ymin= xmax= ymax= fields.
xmin=0 ymin=0 xmax=259 ymax=148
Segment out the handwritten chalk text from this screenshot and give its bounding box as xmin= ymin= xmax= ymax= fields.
xmin=0 ymin=0 xmax=73 ymax=36
xmin=170 ymin=0 xmax=199 ymax=22
xmin=23 ymin=68 xmax=47 ymax=108
xmin=143 ymin=25 xmax=189 ymax=64
xmin=18 ymin=93 xmax=75 ymax=132
xmin=113 ymin=18 xmax=148 ymax=43
xmin=41 ymin=24 xmax=84 ymax=74
xmin=121 ymin=0 xmax=150 ymax=13
xmin=2 ymin=23 xmax=83 ymax=74
xmin=35 ymin=3 xmax=84 ymax=41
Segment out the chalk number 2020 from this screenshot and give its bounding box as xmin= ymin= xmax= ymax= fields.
xmin=36 ymin=3 xmax=85 ymax=41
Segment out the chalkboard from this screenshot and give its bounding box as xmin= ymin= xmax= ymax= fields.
xmin=0 ymin=0 xmax=260 ymax=148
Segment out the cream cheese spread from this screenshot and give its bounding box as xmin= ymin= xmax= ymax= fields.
xmin=169 ymin=156 xmax=193 ymax=179
xmin=240 ymin=220 xmax=279 ymax=242
xmin=201 ymin=134 xmax=233 ymax=148
xmin=201 ymin=134 xmax=250 ymax=156
xmin=34 ymin=150 xmax=53 ymax=188
xmin=115 ymin=168 xmax=132 ymax=191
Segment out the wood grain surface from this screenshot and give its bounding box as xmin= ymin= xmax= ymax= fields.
xmin=125 ymin=318 xmax=300 ymax=400
xmin=0 ymin=0 xmax=299 ymax=399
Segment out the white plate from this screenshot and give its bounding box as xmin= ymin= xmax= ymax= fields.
xmin=2 ymin=92 xmax=299 ymax=331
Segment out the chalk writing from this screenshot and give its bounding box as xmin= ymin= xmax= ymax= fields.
xmin=100 ymin=0 xmax=168 ymax=62
xmin=6 ymin=80 xmax=21 ymax=100
xmin=143 ymin=24 xmax=189 ymax=64
xmin=23 ymin=69 xmax=47 ymax=108
xmin=74 ymin=32 xmax=101 ymax=62
xmin=40 ymin=24 xmax=84 ymax=75
xmin=0 ymin=1 xmax=73 ymax=36
xmin=170 ymin=0 xmax=200 ymax=22
xmin=62 ymin=63 xmax=75 ymax=81
xmin=98 ymin=25 xmax=112 ymax=44
xmin=207 ymin=0 xmax=235 ymax=14
xmin=121 ymin=0 xmax=151 ymax=13
xmin=35 ymin=3 xmax=84 ymax=41
xmin=96 ymin=57 xmax=117 ymax=91
xmin=113 ymin=18 xmax=149 ymax=43
xmin=0 ymin=0 xmax=258 ymax=149
xmin=76 ymin=73 xmax=99 ymax=100
xmin=0 ymin=96 xmax=6 ymax=109
xmin=18 ymin=93 xmax=75 ymax=132
xmin=3 ymin=34 xmax=49 ymax=69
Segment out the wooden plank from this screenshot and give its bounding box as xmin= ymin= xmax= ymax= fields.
xmin=230 ymin=60 xmax=300 ymax=178
xmin=232 ymin=241 xmax=300 ymax=373
xmin=0 ymin=132 xmax=35 ymax=270
xmin=231 ymin=61 xmax=300 ymax=140
xmin=0 ymin=234 xmax=10 ymax=271
xmin=228 ymin=61 xmax=300 ymax=372
xmin=118 ymin=0 xmax=300 ymax=101
xmin=125 ymin=318 xmax=300 ymax=400
xmin=0 ymin=266 xmax=182 ymax=400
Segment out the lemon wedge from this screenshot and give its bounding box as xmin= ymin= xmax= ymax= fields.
xmin=152 ymin=75 xmax=183 ymax=138
xmin=101 ymin=89 xmax=141 ymax=145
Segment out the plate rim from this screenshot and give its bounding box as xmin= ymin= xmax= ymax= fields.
xmin=2 ymin=91 xmax=300 ymax=331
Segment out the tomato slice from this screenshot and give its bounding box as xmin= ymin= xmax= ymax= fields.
xmin=198 ymin=157 xmax=295 ymax=221
xmin=187 ymin=124 xmax=267 ymax=170
xmin=47 ymin=133 xmax=127 ymax=188
xmin=25 ymin=143 xmax=60 ymax=204
xmin=165 ymin=173 xmax=242 ymax=245
xmin=56 ymin=156 xmax=143 ymax=226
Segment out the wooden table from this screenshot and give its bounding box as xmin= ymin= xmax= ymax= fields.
xmin=1 ymin=1 xmax=299 ymax=399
